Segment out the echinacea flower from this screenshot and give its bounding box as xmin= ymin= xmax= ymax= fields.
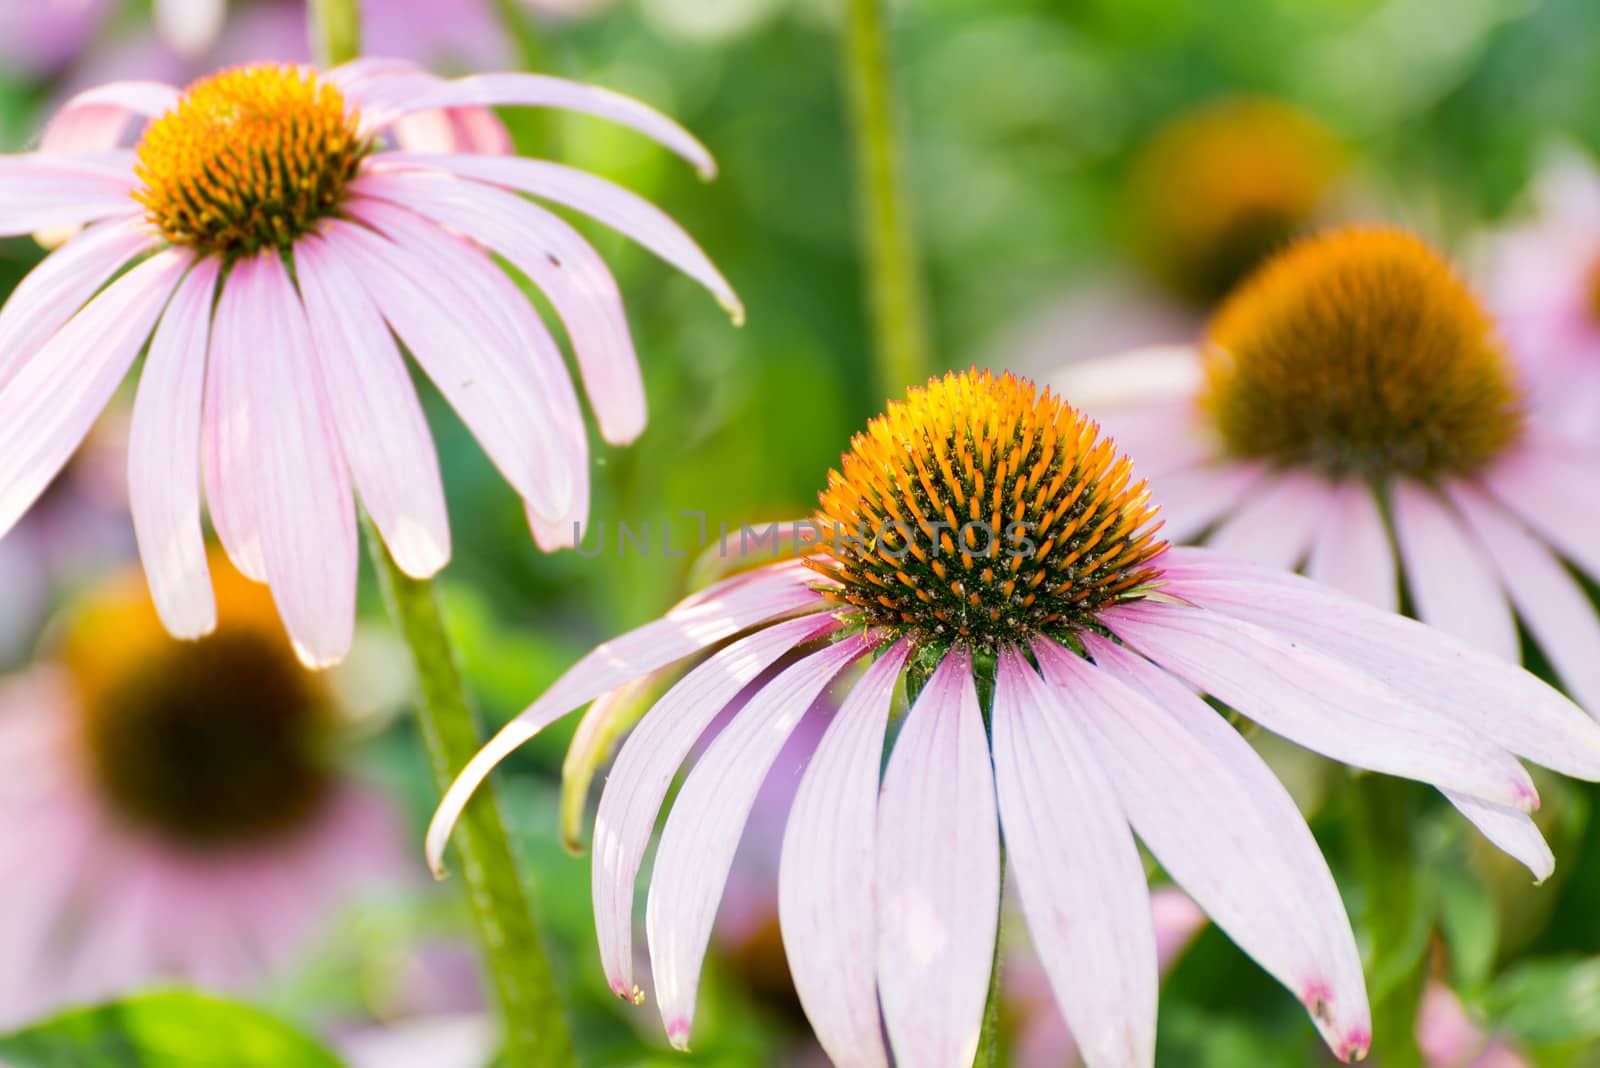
xmin=1055 ymin=227 xmax=1600 ymax=769
xmin=0 ymin=59 xmax=738 ymax=666
xmin=428 ymin=369 xmax=1600 ymax=1067
xmin=0 ymin=556 xmax=403 ymax=1027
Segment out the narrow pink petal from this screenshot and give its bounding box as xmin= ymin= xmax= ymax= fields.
xmin=321 ymin=215 xmax=577 ymax=523
xmin=40 ymin=81 xmax=179 ymax=151
xmin=371 ymin=72 xmax=716 ymax=178
xmin=129 ymin=257 xmax=218 ymax=638
xmin=369 ymin=152 xmax=743 ymax=322
xmin=1062 ymin=636 xmax=1371 ymax=1061
xmin=241 ymin=253 xmax=358 ymax=667
xmin=1103 ymin=599 xmax=1536 ymax=809
xmin=1483 ymin=436 xmax=1600 ymax=581
xmin=593 ymin=612 xmax=842 ymax=998
xmin=1392 ymin=480 xmax=1517 ymax=660
xmin=1444 ymin=791 xmax=1554 ymax=882
xmin=992 ymin=646 xmax=1156 ymax=1068
xmin=1206 ymin=471 xmax=1332 ymax=570
xmin=779 ymin=639 xmax=911 ymax=1068
xmin=390 ymin=107 xmax=513 ymax=155
xmin=202 ymin=258 xmax=266 ymax=581
xmin=1306 ymin=479 xmax=1397 ymax=612
xmin=0 ymin=157 xmax=138 ymax=237
xmin=1159 ymin=548 xmax=1600 ymax=781
xmin=0 ymin=248 xmax=188 ymax=539
xmin=0 ymin=217 xmax=153 ymax=389
xmin=877 ymin=647 xmax=1000 ymax=1068
xmin=425 ymin=562 xmax=831 ymax=874
xmin=1449 ymin=483 xmax=1600 ymax=713
xmin=1145 ymin=460 xmax=1268 ymax=543
xmin=647 ymin=634 xmax=871 ymax=1046
xmin=292 ymin=235 xmax=449 ymax=578
xmin=1049 ymin=345 xmax=1205 ymax=410
xmin=352 ymin=170 xmax=646 ymax=444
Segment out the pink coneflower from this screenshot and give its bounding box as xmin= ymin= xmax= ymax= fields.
xmin=428 ymin=369 xmax=1600 ymax=1066
xmin=1053 ymin=226 xmax=1600 ymax=779
xmin=0 ymin=557 xmax=403 ymax=1026
xmin=0 ymin=59 xmax=737 ymax=667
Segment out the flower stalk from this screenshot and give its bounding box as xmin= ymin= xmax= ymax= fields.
xmin=307 ymin=0 xmax=360 ymax=72
xmin=841 ymin=0 xmax=934 ymax=397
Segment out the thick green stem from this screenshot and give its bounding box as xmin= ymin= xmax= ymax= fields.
xmin=841 ymin=0 xmax=934 ymax=399
xmin=365 ymin=524 xmax=577 ymax=1068
xmin=307 ymin=0 xmax=360 ymax=66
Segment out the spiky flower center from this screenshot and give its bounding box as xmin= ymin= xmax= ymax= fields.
xmin=809 ymin=370 xmax=1167 ymax=652
xmin=133 ymin=64 xmax=367 ymax=256
xmin=1201 ymin=227 xmax=1524 ymax=481
xmin=67 ymin=568 xmax=332 ymax=848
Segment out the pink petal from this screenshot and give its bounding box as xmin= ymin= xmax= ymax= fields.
xmin=202 ymin=257 xmax=267 ymax=582
xmin=390 ymin=108 xmax=513 ymax=155
xmin=129 ymin=256 xmax=218 ymax=638
xmin=1392 ymin=480 xmax=1518 ymax=661
xmin=236 ymin=253 xmax=358 ymax=667
xmin=593 ymin=612 xmax=842 ymax=998
xmin=1449 ymin=483 xmax=1600 ymax=713
xmin=779 ymin=639 xmax=912 ymax=1068
xmin=1145 ymin=460 xmax=1268 ymax=543
xmin=877 ymin=647 xmax=1000 ymax=1068
xmin=39 ymin=81 xmax=179 ymax=151
xmin=1444 ymin=791 xmax=1554 ymax=882
xmin=1306 ymin=479 xmax=1397 ymax=612
xmin=0 ymin=217 xmax=153 ymax=390
xmin=1060 ymin=636 xmax=1371 ymax=1061
xmin=292 ymin=234 xmax=449 ymax=579
xmin=370 ymin=72 xmax=716 ymax=178
xmin=352 ymin=170 xmax=646 ymax=445
xmin=1158 ymin=549 xmax=1600 ymax=781
xmin=321 ymin=215 xmax=577 ymax=523
xmin=0 ymin=248 xmax=188 ymax=540
xmin=369 ymin=152 xmax=743 ymax=322
xmin=992 ymin=646 xmax=1157 ymax=1068
xmin=1484 ymin=437 xmax=1600 ymax=581
xmin=1049 ymin=345 xmax=1205 ymax=410
xmin=1206 ymin=471 xmax=1332 ymax=570
xmin=647 ymin=634 xmax=872 ymax=1046
xmin=1103 ymin=599 xmax=1537 ymax=809
xmin=425 ymin=562 xmax=832 ymax=874
xmin=0 ymin=156 xmax=139 ymax=237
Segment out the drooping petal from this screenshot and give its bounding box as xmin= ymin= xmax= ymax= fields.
xmin=129 ymin=256 xmax=219 ymax=638
xmin=292 ymin=234 xmax=449 ymax=579
xmin=1145 ymin=460 xmax=1268 ymax=543
xmin=1206 ymin=471 xmax=1332 ymax=571
xmin=1048 ymin=345 xmax=1205 ymax=410
xmin=647 ymin=634 xmax=872 ymax=1047
xmin=390 ymin=107 xmax=513 ymax=155
xmin=1306 ymin=479 xmax=1397 ymax=612
xmin=1391 ymin=480 xmax=1518 ymax=661
xmin=1063 ymin=635 xmax=1371 ymax=1061
xmin=1158 ymin=548 xmax=1600 ymax=781
xmin=0 ymin=155 xmax=139 ymax=237
xmin=1103 ymin=599 xmax=1537 ymax=808
xmin=39 ymin=81 xmax=179 ymax=152
xmin=351 ymin=170 xmax=646 ymax=444
xmin=425 ymin=562 xmax=832 ymax=874
xmin=779 ymin=639 xmax=911 ymax=1068
xmin=1449 ymin=483 xmax=1600 ymax=713
xmin=0 ymin=248 xmax=188 ymax=539
xmin=1443 ymin=791 xmax=1554 ymax=882
xmin=593 ymin=612 xmax=842 ymax=997
xmin=992 ymin=646 xmax=1156 ymax=1068
xmin=369 ymin=153 xmax=743 ymax=322
xmin=1483 ymin=436 xmax=1600 ymax=582
xmin=202 ymin=257 xmax=266 ymax=581
xmin=877 ymin=647 xmax=1000 ymax=1068
xmin=369 ymin=73 xmax=716 ymax=178
xmin=241 ymin=253 xmax=358 ymax=668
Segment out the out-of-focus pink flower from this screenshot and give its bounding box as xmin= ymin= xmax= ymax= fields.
xmin=1416 ymin=982 xmax=1530 ymax=1068
xmin=0 ymin=0 xmax=113 ymax=79
xmin=0 ymin=59 xmax=737 ymax=666
xmin=0 ymin=559 xmax=406 ymax=1027
xmin=430 ymin=369 xmax=1599 ymax=1067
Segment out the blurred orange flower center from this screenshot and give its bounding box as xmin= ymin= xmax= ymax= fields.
xmin=809 ymin=370 xmax=1167 ymax=652
xmin=133 ymin=63 xmax=368 ymax=256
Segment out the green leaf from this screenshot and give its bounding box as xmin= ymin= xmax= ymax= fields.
xmin=0 ymin=991 xmax=345 ymax=1068
xmin=1437 ymin=870 xmax=1500 ymax=992
xmin=1485 ymin=957 xmax=1600 ymax=1046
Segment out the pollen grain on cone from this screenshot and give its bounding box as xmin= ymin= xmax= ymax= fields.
xmin=133 ymin=63 xmax=368 ymax=255
xmin=1201 ymin=226 xmax=1525 ymax=481
xmin=809 ymin=369 xmax=1167 ymax=651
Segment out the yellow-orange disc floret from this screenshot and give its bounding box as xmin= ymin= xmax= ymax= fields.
xmin=1202 ymin=227 xmax=1525 ymax=481
xmin=809 ymin=370 xmax=1168 ymax=652
xmin=134 ymin=64 xmax=368 ymax=256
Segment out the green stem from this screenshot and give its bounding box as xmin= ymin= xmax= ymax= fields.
xmin=307 ymin=0 xmax=361 ymax=66
xmin=972 ymin=846 xmax=1007 ymax=1068
xmin=490 ymin=0 xmax=549 ymax=73
xmin=841 ymin=0 xmax=934 ymax=399
xmin=365 ymin=522 xmax=577 ymax=1068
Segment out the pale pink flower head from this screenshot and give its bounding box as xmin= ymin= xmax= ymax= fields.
xmin=0 ymin=556 xmax=405 ymax=1027
xmin=0 ymin=58 xmax=738 ymax=667
xmin=1055 ymin=226 xmax=1600 ymax=820
xmin=429 ymin=369 xmax=1600 ymax=1067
